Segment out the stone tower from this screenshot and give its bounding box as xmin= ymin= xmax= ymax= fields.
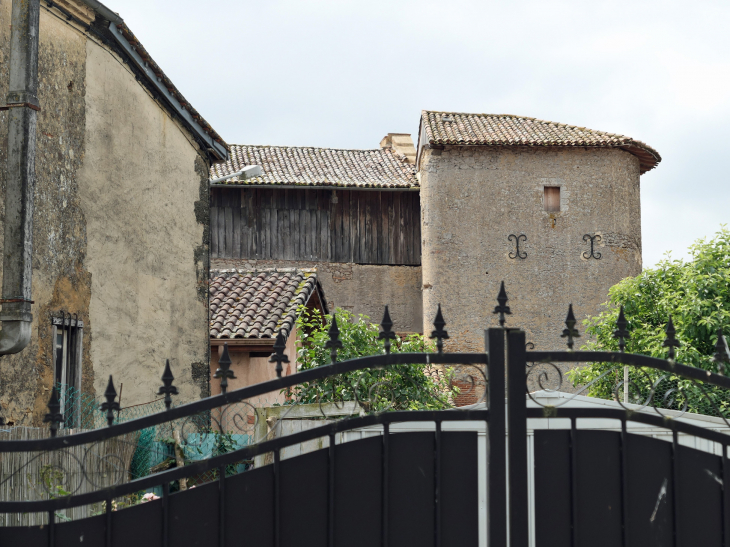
xmin=417 ymin=111 xmax=661 ymax=351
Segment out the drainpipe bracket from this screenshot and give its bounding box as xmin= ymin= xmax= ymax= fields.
xmin=0 ymin=311 xmax=33 ymax=322
xmin=5 ymin=91 xmax=39 ymax=109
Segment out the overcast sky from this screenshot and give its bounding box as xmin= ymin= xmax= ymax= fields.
xmin=117 ymin=0 xmax=729 ymax=269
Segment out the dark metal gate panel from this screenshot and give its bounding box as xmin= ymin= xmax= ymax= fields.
xmin=57 ymin=514 xmax=106 ymax=546
xmin=624 ymin=433 xmax=674 ymax=547
xmin=333 ymin=435 xmax=382 ymax=547
xmin=280 ymin=447 xmax=329 ymax=547
xmin=534 ymin=430 xmax=572 ymax=547
xmin=676 ymin=444 xmax=723 ymax=546
xmin=535 ymin=429 xmax=726 ymax=547
xmin=441 ymin=432 xmax=480 ymax=547
xmin=389 ymin=432 xmax=435 ymax=547
xmin=0 ymin=524 xmax=49 ymax=546
xmin=112 ymin=497 xmax=162 ymax=547
xmin=169 ymin=480 xmax=219 ymax=546
xmin=574 ymin=430 xmax=623 ymax=547
xmin=225 ymin=465 xmax=275 ymax=547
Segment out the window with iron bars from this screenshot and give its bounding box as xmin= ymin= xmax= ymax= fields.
xmin=52 ymin=314 xmax=83 ymax=428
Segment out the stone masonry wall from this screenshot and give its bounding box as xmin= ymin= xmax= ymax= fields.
xmin=211 ymin=258 xmax=423 ymax=333
xmin=420 ymin=145 xmax=642 ymax=357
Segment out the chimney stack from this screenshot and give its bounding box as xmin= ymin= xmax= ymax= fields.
xmin=380 ymin=133 xmax=416 ymax=164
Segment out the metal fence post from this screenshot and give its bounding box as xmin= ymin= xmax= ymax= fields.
xmin=486 ymin=328 xmax=507 ymax=546
xmin=507 ymin=329 xmax=529 ymax=547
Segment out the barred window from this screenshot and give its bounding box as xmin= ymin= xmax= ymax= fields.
xmin=52 ymin=314 xmax=83 ymax=426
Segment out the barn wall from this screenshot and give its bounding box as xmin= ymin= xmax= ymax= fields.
xmin=211 ymin=188 xmax=421 ymax=266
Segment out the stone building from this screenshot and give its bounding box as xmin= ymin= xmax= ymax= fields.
xmin=0 ymin=0 xmax=226 ymax=424
xmin=209 ymin=111 xmax=660 ymax=357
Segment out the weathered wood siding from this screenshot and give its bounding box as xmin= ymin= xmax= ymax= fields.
xmin=211 ymin=188 xmax=421 ymax=265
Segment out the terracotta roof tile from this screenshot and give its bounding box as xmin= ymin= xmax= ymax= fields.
xmin=210 ymin=268 xmax=319 ymax=340
xmin=421 ymin=111 xmax=661 ymax=174
xmin=210 ymin=145 xmax=418 ymax=189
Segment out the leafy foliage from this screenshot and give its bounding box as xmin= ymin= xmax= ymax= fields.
xmin=291 ymin=307 xmax=457 ymax=411
xmin=568 ymin=228 xmax=730 ymax=415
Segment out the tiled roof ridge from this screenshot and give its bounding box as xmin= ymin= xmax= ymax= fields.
xmin=421 ymin=110 xmax=661 ymax=174
xmin=210 ymin=144 xmax=418 ymax=189
xmin=227 ymin=144 xmax=406 ymax=154
xmin=211 ymin=267 xmax=317 ymax=275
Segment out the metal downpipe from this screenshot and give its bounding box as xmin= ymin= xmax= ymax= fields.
xmin=0 ymin=0 xmax=40 ymax=354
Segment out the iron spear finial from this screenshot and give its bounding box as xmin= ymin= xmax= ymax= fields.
xmin=493 ymin=281 xmax=511 ymax=327
xmin=378 ymin=306 xmax=397 ymax=355
xmin=430 ymin=304 xmax=449 ymax=354
xmin=269 ymin=330 xmax=290 ymax=378
xmin=662 ymin=316 xmax=680 ymax=360
xmin=561 ymin=304 xmax=580 ymax=350
xmin=213 ymin=343 xmax=236 ymax=394
xmin=612 ymin=305 xmax=630 ymax=352
xmin=157 ymin=359 xmax=179 ymax=410
xmin=325 ymin=315 xmax=343 ymax=364
xmin=43 ymin=385 xmax=64 ymax=437
xmin=713 ymin=329 xmax=730 ymax=375
xmin=100 ymin=376 xmax=120 ymax=427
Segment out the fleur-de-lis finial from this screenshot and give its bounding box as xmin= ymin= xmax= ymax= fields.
xmin=493 ymin=281 xmax=511 ymax=327
xmin=43 ymin=386 xmax=64 ymax=437
xmin=430 ymin=304 xmax=449 ymax=354
xmin=157 ymin=360 xmax=179 ymax=410
xmin=612 ymin=305 xmax=630 ymax=352
xmin=662 ymin=316 xmax=680 ymax=360
xmin=100 ymin=376 xmax=120 ymax=427
xmin=561 ymin=304 xmax=580 ymax=350
xmin=378 ymin=306 xmax=397 ymax=354
xmin=269 ymin=331 xmax=289 ymax=378
xmin=213 ymin=343 xmax=236 ymax=394
xmin=713 ymin=329 xmax=730 ymax=375
xmin=325 ymin=315 xmax=343 ymax=364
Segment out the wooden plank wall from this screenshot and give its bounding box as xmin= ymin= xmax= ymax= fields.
xmin=211 ymin=188 xmax=421 ymax=265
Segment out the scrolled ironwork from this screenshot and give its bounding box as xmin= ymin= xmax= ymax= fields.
xmin=582 ymin=233 xmax=602 ymax=259
xmin=508 ymin=234 xmax=527 ymax=260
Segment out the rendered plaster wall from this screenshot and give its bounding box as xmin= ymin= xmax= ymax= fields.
xmin=209 ymin=330 xmax=298 ymax=408
xmin=0 ymin=5 xmax=210 ymax=424
xmin=77 ymin=39 xmax=210 ymax=407
xmin=0 ymin=6 xmax=92 ymax=425
xmin=420 ymin=146 xmax=642 ymax=355
xmin=211 ymin=258 xmax=423 ymax=333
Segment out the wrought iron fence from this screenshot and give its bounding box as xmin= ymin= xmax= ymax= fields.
xmin=0 ymin=284 xmax=727 ymax=547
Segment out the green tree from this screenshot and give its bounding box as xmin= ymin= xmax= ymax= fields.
xmin=568 ymin=227 xmax=730 ymax=415
xmin=290 ymin=307 xmax=457 ymax=411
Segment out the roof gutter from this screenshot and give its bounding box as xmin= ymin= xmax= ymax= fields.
xmin=76 ymin=0 xmax=122 ymax=24
xmin=0 ymin=0 xmax=41 ymax=354
xmin=210 ymin=184 xmax=420 ymax=192
xmin=106 ymin=23 xmax=228 ymax=161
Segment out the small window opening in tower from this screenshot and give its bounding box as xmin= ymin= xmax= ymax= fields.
xmin=544 ymin=186 xmax=560 ymax=212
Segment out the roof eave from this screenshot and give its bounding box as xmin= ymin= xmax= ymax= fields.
xmin=108 ymin=23 xmax=228 ymax=161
